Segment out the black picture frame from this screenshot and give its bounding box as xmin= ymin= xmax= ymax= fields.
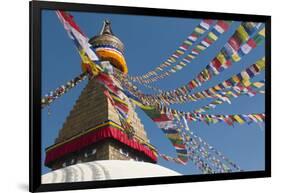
xmin=30 ymin=1 xmax=271 ymax=192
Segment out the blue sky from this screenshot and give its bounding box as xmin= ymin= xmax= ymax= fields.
xmin=41 ymin=10 xmax=265 ymax=175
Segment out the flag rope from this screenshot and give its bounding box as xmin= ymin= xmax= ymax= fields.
xmin=41 ymin=72 xmax=87 ymax=108
xmin=131 ymin=20 xmax=233 ymax=84
xmin=130 ymin=19 xmax=216 ymax=81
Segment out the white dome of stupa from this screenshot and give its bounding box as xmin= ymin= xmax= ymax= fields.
xmin=42 ymin=160 xmax=181 ymax=184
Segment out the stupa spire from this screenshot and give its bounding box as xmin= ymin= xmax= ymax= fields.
xmin=89 ymin=20 xmax=128 ymax=73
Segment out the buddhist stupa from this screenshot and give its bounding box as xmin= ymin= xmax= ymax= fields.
xmin=43 ymin=20 xmax=180 ymax=183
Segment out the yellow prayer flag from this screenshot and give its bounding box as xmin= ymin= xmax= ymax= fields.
xmin=226 ymin=91 xmax=236 ymax=97
xmin=259 ymin=28 xmax=265 ymax=37
xmin=189 ymin=54 xmax=195 ymax=59
xmin=234 ymin=115 xmax=244 ymax=124
xmin=209 ymin=32 xmax=218 ymax=41
xmin=179 ymin=61 xmax=187 ymax=66
xmin=197 ymin=92 xmax=205 ymax=98
xmin=188 ymin=95 xmax=196 ymax=101
xmin=252 ymin=82 xmax=265 ymax=88
xmin=214 ymin=85 xmax=222 ymax=91
xmin=231 ymin=53 xmax=241 ymax=62
xmin=170 ymin=57 xmax=177 ymax=62
xmin=195 ymin=27 xmax=205 ymax=34
xmin=167 ymin=133 xmax=181 ymax=140
xmin=217 ymin=52 xmax=227 ymax=64
xmin=184 ymin=40 xmax=192 ymax=45
xmin=256 ymin=58 xmax=265 ymax=70
xmin=242 ymin=79 xmax=251 ymax=87
xmin=176 ymin=50 xmax=185 ymax=55
xmin=192 ymin=80 xmax=198 ymax=87
xmin=79 ymin=49 xmax=99 ymax=75
xmin=79 ymin=49 xmax=90 ymax=63
xmin=111 ymin=95 xmax=128 ymax=105
xmin=237 ymin=25 xmax=249 ymax=42
xmin=232 ymin=75 xmax=240 ymax=83
xmin=133 ymin=101 xmax=154 ymax=110
xmin=197 ymin=45 xmax=206 ymax=50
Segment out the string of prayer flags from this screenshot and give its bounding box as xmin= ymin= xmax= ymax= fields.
xmin=209 ymin=24 xmax=264 ymax=75
xmin=174 ymin=119 xmax=220 ymax=173
xmin=140 ymin=23 xmax=264 ymax=105
xmin=138 ymin=105 xmax=189 ymax=164
xmin=137 ymin=20 xmax=232 ymax=84
xmin=125 ymin=87 xmax=266 ymax=127
xmin=159 ymin=153 xmax=188 ymax=165
xmin=186 ymin=112 xmax=265 ymax=125
xmin=153 ymin=103 xmax=265 ymax=126
xmin=185 ymin=58 xmax=265 ymax=102
xmin=193 ymin=80 xmax=265 ymax=113
xmin=134 ymin=81 xmax=164 ymax=93
xmin=186 ymin=140 xmax=214 ymax=174
xmin=173 ymin=118 xmax=241 ymax=173
xmin=129 ymin=19 xmax=215 ymax=82
xmin=186 ymin=129 xmax=242 ymax=172
xmin=141 ymin=57 xmax=265 ymax=106
xmin=187 ymin=136 xmax=230 ymax=173
xmin=41 ymin=72 xmax=87 ymax=108
xmin=194 ymin=91 xmax=265 ymax=113
xmin=175 ymin=117 xmax=241 ymax=172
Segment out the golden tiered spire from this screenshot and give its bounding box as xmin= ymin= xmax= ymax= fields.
xmin=89 ymin=20 xmax=128 ymax=73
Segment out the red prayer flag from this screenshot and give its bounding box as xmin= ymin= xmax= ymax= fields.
xmin=212 ymin=58 xmax=222 ymax=69
xmin=228 ymin=37 xmax=240 ymax=51
xmin=58 ymin=11 xmax=86 ymax=36
xmin=217 ymin=20 xmax=230 ymax=31
xmin=247 ymin=38 xmax=257 ymax=48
